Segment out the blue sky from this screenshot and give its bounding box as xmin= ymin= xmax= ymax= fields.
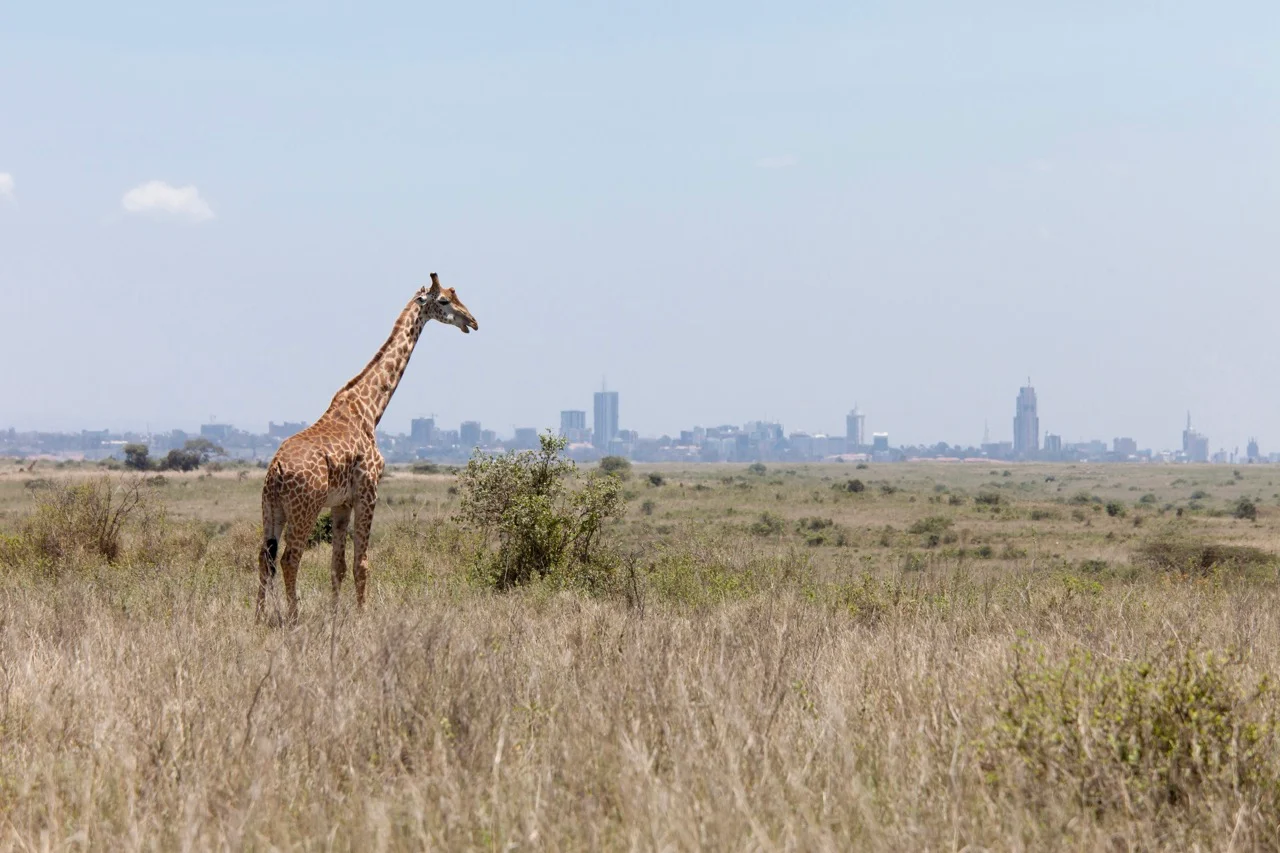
xmin=1 ymin=2 xmax=1277 ymax=452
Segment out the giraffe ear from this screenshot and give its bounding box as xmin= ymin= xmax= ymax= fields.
xmin=428 ymin=273 xmax=442 ymax=296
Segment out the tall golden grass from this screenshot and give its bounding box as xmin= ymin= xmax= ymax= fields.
xmin=1 ymin=463 xmax=1278 ymax=850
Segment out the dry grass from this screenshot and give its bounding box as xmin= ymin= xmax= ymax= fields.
xmin=2 ymin=461 xmax=1280 ymax=849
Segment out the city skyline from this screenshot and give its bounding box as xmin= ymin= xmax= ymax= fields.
xmin=1 ymin=378 xmax=1263 ymax=464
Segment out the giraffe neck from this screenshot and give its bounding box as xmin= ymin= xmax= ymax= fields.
xmin=325 ymin=299 xmax=428 ymax=432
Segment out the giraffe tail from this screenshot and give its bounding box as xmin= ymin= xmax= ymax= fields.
xmin=261 ymin=460 xmax=286 ymax=578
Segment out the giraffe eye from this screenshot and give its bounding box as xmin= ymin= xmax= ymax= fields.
xmin=436 ymin=297 xmax=451 ymax=306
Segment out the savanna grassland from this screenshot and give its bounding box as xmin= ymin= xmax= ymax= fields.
xmin=3 ymin=457 xmax=1280 ymax=850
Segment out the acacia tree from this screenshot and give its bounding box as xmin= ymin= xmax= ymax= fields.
xmin=122 ymin=444 xmax=151 ymax=471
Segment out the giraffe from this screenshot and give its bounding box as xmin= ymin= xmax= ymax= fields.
xmin=256 ymin=273 xmax=478 ymax=623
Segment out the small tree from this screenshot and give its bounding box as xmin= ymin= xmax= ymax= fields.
xmin=457 ymin=432 xmax=626 ymax=590
xmin=159 ymin=438 xmax=225 ymax=472
xmin=598 ymin=455 xmax=632 ymax=479
xmin=122 ymin=443 xmax=151 ymax=471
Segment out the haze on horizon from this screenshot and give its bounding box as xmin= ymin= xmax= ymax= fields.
xmin=1 ymin=2 xmax=1277 ymax=453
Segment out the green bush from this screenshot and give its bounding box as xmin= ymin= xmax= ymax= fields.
xmin=747 ymin=462 xmax=767 ymax=476
xmin=0 ymin=477 xmax=146 ymax=569
xmin=1105 ymin=500 xmax=1126 ymax=518
xmin=598 ymin=456 xmax=632 ymax=479
xmin=975 ymin=491 xmax=1003 ymax=507
xmin=984 ymin=642 xmax=1279 ymax=816
xmin=1133 ymin=533 xmax=1273 ymax=575
xmin=457 ymin=433 xmax=626 ymax=590
xmin=1234 ymin=497 xmax=1259 ymax=522
xmin=749 ymin=512 xmax=785 ymax=537
xmin=907 ymin=516 xmax=953 ymax=535
xmin=309 ymin=511 xmax=333 ymax=546
xmin=844 ymin=479 xmax=865 ymax=493
xmin=647 ymin=472 xmax=665 ymax=487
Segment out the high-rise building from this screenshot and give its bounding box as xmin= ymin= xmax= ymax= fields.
xmin=846 ymin=405 xmax=866 ymax=449
xmin=268 ymin=421 xmax=307 ymax=440
xmin=1113 ymin=437 xmax=1138 ymax=457
xmin=513 ymin=427 xmax=538 ymax=449
xmin=871 ymin=433 xmax=890 ymax=452
xmin=1182 ymin=413 xmax=1209 ymax=463
xmin=560 ymin=410 xmax=587 ymax=442
xmin=1013 ymin=381 xmax=1039 ymax=457
xmin=1044 ymin=433 xmax=1063 ymax=454
xmin=410 ymin=417 xmax=435 ymax=445
xmin=1248 ymin=437 xmax=1261 ymax=462
xmin=593 ymin=390 xmax=619 ymax=450
xmin=460 ymin=421 xmax=482 ymax=449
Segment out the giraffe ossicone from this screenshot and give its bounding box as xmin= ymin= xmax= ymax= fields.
xmin=256 ymin=274 xmax=478 ymax=623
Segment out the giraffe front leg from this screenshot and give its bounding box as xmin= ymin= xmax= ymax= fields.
xmin=352 ymin=491 xmax=377 ymax=610
xmin=330 ymin=505 xmax=351 ymax=605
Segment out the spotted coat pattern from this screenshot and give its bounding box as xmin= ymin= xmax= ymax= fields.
xmin=257 ymin=273 xmax=478 ymax=622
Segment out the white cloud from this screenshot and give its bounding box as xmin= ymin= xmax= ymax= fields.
xmin=121 ymin=180 xmax=214 ymax=222
xmin=755 ymin=155 xmax=797 ymax=169
xmin=0 ymin=173 xmax=13 ymax=199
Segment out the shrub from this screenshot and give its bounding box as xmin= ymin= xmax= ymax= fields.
xmin=1190 ymin=489 xmax=1211 ymax=501
xmin=647 ymin=472 xmax=665 ymax=487
xmin=598 ymin=456 xmax=632 ymax=479
xmin=1028 ymin=508 xmax=1060 ymax=521
xmin=412 ymin=462 xmax=442 ymax=475
xmin=907 ymin=516 xmax=953 ymax=535
xmin=309 ymin=511 xmax=333 ymax=546
xmin=1133 ymin=533 xmax=1273 ymax=575
xmin=456 ymin=433 xmax=626 ymax=590
xmin=797 ymin=517 xmax=833 ymax=532
xmin=640 ymin=499 xmax=656 ymax=516
xmin=975 ymin=491 xmax=1003 ymax=507
xmin=0 ymin=477 xmax=145 ymax=568
xmin=984 ymin=643 xmax=1279 ymax=816
xmin=1139 ymin=493 xmax=1158 ymax=504
xmin=1234 ymin=497 xmax=1259 ymax=522
xmin=749 ymin=512 xmax=785 ymax=537
xmin=844 ymin=479 xmax=865 ymax=493
xmin=1105 ymin=500 xmax=1126 ymax=518
xmin=747 ymin=462 xmax=767 ymax=476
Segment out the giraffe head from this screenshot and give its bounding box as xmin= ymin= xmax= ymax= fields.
xmin=416 ymin=272 xmax=479 ymax=334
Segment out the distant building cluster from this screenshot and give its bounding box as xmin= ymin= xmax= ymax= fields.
xmin=0 ymin=381 xmax=1262 ymax=466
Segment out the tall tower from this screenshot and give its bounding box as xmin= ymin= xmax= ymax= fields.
xmin=592 ymin=379 xmax=619 ymax=451
xmin=845 ymin=404 xmax=865 ymax=449
xmin=1013 ymin=379 xmax=1039 ymax=457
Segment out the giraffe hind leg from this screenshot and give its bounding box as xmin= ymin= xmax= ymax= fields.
xmin=257 ymin=492 xmax=286 ymax=622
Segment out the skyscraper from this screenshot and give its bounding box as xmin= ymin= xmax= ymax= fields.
xmin=1182 ymin=413 xmax=1209 ymax=463
xmin=593 ymin=389 xmax=619 ymax=450
xmin=560 ymin=410 xmax=587 ymax=442
xmin=846 ymin=405 xmax=865 ymax=449
xmin=410 ymin=417 xmax=435 ymax=445
xmin=460 ymin=421 xmax=482 ymax=449
xmin=1013 ymin=380 xmax=1039 ymax=457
